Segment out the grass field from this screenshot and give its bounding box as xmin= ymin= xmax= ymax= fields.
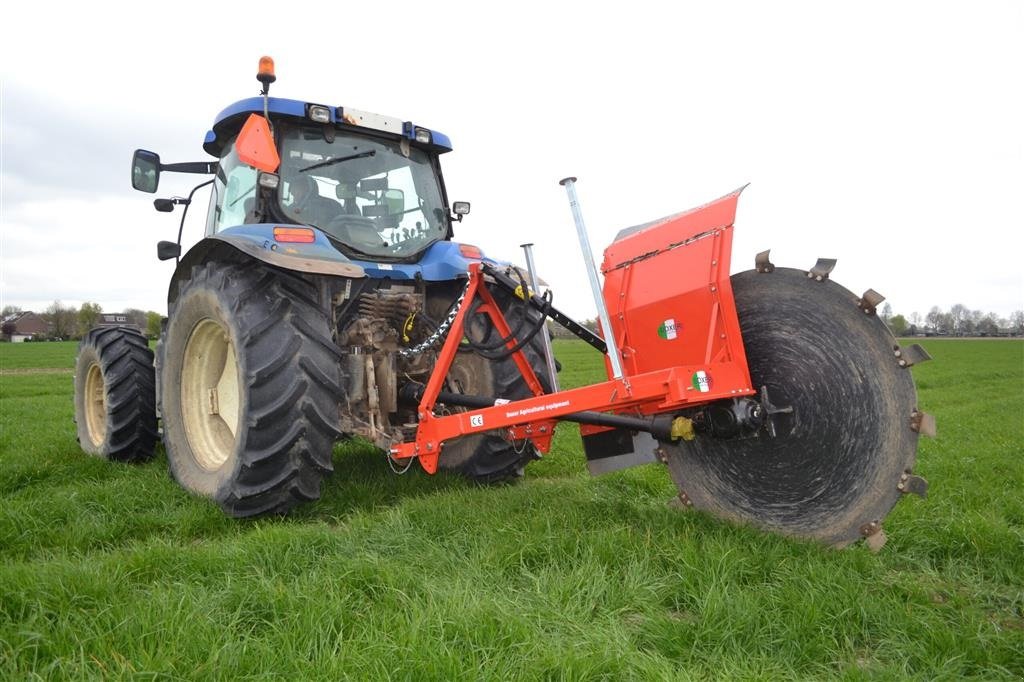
xmin=1 ymin=339 xmax=1022 ymax=679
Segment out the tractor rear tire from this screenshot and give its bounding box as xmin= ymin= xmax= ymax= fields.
xmin=73 ymin=326 xmax=158 ymax=462
xmin=159 ymin=260 xmax=343 ymax=517
xmin=429 ymin=286 xmax=554 ymax=483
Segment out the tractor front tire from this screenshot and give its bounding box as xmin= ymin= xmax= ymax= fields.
xmin=73 ymin=326 xmax=158 ymax=462
xmin=159 ymin=260 xmax=342 ymax=517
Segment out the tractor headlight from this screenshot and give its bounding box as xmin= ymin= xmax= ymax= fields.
xmin=413 ymin=127 xmax=432 ymax=144
xmin=308 ymin=105 xmax=331 ymax=124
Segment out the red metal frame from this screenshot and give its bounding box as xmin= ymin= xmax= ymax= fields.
xmin=390 ymin=189 xmax=754 ymax=473
xmin=391 ymin=273 xmax=753 ymax=472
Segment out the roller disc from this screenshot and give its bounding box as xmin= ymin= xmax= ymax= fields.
xmin=664 ymin=267 xmax=923 ymax=547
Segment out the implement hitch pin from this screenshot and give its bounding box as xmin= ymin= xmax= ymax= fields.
xmin=559 ymin=177 xmax=624 ymax=379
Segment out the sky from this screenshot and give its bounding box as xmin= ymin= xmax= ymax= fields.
xmin=1 ymin=1 xmax=1022 ymax=323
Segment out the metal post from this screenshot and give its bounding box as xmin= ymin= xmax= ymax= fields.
xmin=559 ymin=177 xmax=624 ymax=379
xmin=520 ymin=243 xmax=560 ymax=392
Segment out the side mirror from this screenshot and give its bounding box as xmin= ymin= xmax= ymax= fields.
xmin=153 ymin=197 xmax=189 ymax=212
xmin=452 ymin=201 xmax=471 ymax=222
xmin=132 ymin=150 xmax=161 ymax=193
xmin=157 ymin=241 xmax=181 ymax=261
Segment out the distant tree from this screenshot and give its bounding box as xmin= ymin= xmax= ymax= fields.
xmin=888 ymin=314 xmax=908 ymax=337
xmin=1011 ymin=310 xmax=1024 ymax=335
xmin=1 ymin=304 xmax=23 ymax=318
xmin=45 ymin=301 xmax=77 ymax=339
xmin=937 ymin=312 xmax=954 ymax=335
xmin=123 ymin=308 xmax=149 ymax=329
xmin=909 ymin=311 xmax=921 ymax=328
xmin=976 ymin=314 xmax=999 ymax=336
xmin=146 ymin=311 xmax=163 ymax=339
xmin=949 ymin=303 xmax=968 ymax=336
xmin=78 ymin=302 xmax=104 ymax=336
xmin=880 ymin=302 xmax=893 ymax=323
xmin=1 ymin=320 xmax=16 ymax=340
xmin=925 ymin=306 xmax=942 ymax=332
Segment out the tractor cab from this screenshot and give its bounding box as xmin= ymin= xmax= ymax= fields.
xmin=132 ymin=56 xmax=468 ymax=265
xmin=203 ymin=99 xmax=461 ymax=262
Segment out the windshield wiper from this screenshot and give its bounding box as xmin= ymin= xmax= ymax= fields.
xmin=300 ymin=150 xmax=376 ymax=173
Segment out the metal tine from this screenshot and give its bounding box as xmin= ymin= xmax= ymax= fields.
xmin=807 ymin=258 xmax=837 ymax=281
xmin=903 ymin=475 xmax=929 ymax=498
xmin=865 ymin=528 xmax=888 ymax=553
xmin=858 ymin=289 xmax=885 ymax=315
xmin=911 ymin=410 xmax=937 ymax=437
xmin=896 ymin=344 xmax=932 ymax=368
xmin=755 ymin=250 xmax=775 ymax=273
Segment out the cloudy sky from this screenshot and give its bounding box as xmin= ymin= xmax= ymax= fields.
xmin=2 ymin=1 xmax=1021 ymax=322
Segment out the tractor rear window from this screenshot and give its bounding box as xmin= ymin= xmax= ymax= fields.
xmin=277 ymin=127 xmax=448 ymax=259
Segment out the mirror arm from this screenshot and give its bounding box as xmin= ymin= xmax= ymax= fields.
xmin=172 ymin=179 xmax=215 ymax=265
xmin=161 ymin=161 xmax=217 ymax=175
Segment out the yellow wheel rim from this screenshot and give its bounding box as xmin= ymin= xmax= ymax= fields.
xmin=181 ymin=319 xmax=240 ymax=470
xmin=83 ymin=362 xmax=107 ymax=447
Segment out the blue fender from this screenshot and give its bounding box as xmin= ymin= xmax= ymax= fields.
xmin=168 ymin=223 xmax=364 ymax=304
xmin=168 ymin=224 xmax=516 ymax=303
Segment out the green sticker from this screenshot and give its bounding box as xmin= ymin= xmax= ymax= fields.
xmin=691 ymin=370 xmax=712 ymax=393
xmin=657 ymin=318 xmax=678 ymax=340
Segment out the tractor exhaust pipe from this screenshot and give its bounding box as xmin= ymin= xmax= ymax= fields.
xmin=559 ymin=177 xmax=625 ymax=379
xmin=520 ymin=242 xmax=560 ymax=392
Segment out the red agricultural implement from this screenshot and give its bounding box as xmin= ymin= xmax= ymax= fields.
xmin=391 ymin=180 xmax=933 ymax=548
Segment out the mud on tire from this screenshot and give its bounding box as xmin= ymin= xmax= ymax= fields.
xmin=74 ymin=326 xmax=158 ymax=462
xmin=159 ymin=260 xmax=343 ymax=517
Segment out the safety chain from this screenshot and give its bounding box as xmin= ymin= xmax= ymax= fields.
xmin=396 ymin=281 xmax=470 ymax=358
xmin=604 ymin=227 xmax=721 ymax=272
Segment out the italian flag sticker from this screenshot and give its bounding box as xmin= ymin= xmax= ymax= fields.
xmin=692 ymin=370 xmax=712 ymax=393
xmin=657 ymin=318 xmax=678 ymax=340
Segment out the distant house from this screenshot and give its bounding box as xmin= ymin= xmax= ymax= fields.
xmin=1 ymin=311 xmax=50 ymax=342
xmin=97 ymin=313 xmax=143 ymax=334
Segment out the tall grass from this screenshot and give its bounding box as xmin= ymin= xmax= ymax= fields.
xmin=1 ymin=339 xmax=1021 ymax=679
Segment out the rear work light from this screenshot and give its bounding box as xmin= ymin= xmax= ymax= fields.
xmin=274 ymin=227 xmax=315 ymax=243
xmin=308 ymin=105 xmax=331 ymax=124
xmin=413 ymin=127 xmax=432 ymax=144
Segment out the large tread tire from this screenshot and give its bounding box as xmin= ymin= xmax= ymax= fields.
xmin=158 ymin=260 xmax=343 ymax=517
xmin=73 ymin=326 xmax=158 ymax=462
xmin=429 ymin=286 xmax=555 ymax=483
xmin=664 ymin=267 xmax=922 ymax=547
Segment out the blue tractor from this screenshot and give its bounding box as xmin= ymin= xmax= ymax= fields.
xmin=73 ymin=58 xmax=553 ymax=516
